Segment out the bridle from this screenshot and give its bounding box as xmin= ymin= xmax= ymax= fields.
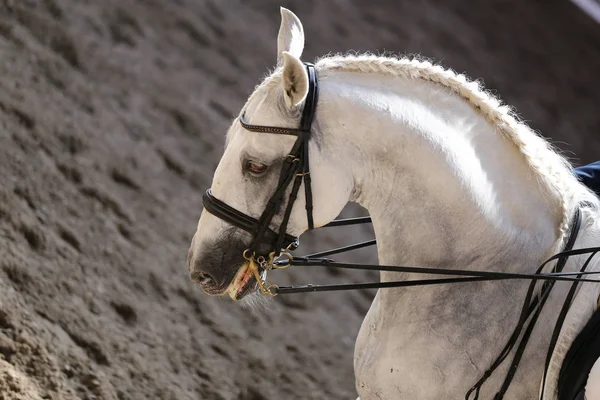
xmin=203 ymin=62 xmax=318 ymax=287
xmin=201 ymin=62 xmax=600 ymax=399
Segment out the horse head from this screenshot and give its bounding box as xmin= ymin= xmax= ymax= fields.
xmin=187 ymin=8 xmax=352 ymax=300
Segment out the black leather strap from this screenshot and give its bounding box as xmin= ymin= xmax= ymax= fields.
xmin=239 ymin=113 xmax=310 ymax=137
xmin=540 ymin=249 xmax=597 ymax=399
xmin=322 ymin=216 xmax=372 ymax=227
xmin=491 ymin=208 xmax=583 ymax=399
xmin=300 ymin=64 xmax=317 ymax=230
xmin=276 ymin=250 xmax=600 ymax=286
xmin=299 ymin=63 xmax=318 ymax=133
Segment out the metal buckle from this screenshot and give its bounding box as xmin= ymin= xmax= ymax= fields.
xmin=286 ymin=238 xmax=300 ymax=251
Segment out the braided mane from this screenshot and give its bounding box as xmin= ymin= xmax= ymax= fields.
xmin=317 ymin=54 xmax=599 ymax=248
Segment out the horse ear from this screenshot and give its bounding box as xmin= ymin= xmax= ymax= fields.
xmin=281 ymin=51 xmax=308 ymax=108
xmin=277 ymin=8 xmax=304 ymax=66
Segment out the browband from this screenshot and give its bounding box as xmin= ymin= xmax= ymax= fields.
xmin=239 ymin=63 xmax=318 ymax=137
xmin=239 ymin=114 xmax=309 ymax=137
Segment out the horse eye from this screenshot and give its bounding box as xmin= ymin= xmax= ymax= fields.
xmin=245 ymin=160 xmax=268 ymax=175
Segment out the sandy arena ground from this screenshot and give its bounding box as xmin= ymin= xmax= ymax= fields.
xmin=0 ymin=0 xmax=599 ymax=399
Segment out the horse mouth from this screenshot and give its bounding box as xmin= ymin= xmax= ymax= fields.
xmin=226 ymin=262 xmax=264 ymax=301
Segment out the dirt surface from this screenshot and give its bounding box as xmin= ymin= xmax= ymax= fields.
xmin=0 ymin=1 xmax=598 ymax=399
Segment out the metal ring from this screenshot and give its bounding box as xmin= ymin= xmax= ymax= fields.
xmin=264 ymin=252 xmax=276 ymax=270
xmin=243 ymin=249 xmax=254 ymax=261
xmin=272 ymin=251 xmax=292 ymax=269
xmin=265 ymin=284 xmax=279 ymax=297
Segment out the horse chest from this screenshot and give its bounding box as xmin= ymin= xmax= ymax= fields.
xmin=354 ymin=294 xmax=467 ymax=399
xmin=353 ymin=288 xmax=541 ymax=399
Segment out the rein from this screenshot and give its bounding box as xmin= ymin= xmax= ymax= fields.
xmin=271 ymin=212 xmax=598 ymax=294
xmin=273 ymin=209 xmax=600 ymax=400
xmin=202 ymin=62 xmax=600 ymax=399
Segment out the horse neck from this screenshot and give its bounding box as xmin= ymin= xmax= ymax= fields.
xmin=314 ymin=68 xmax=600 ymax=399
xmin=318 ymin=69 xmax=563 ymax=272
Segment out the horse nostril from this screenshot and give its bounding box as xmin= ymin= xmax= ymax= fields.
xmin=199 ymin=273 xmax=213 ymax=285
xmin=194 ymin=272 xmax=216 ymax=287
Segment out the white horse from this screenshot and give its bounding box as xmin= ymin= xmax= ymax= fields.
xmin=188 ymin=8 xmax=600 ymax=400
